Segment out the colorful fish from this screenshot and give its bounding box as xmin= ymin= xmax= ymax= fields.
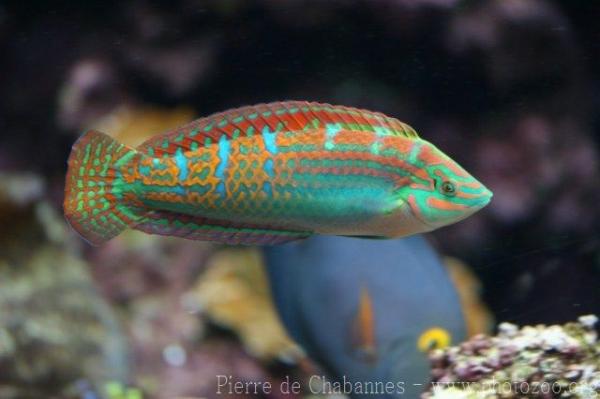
xmin=64 ymin=101 xmax=492 ymax=245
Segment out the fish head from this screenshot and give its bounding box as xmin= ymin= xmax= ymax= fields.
xmin=398 ymin=140 xmax=492 ymax=232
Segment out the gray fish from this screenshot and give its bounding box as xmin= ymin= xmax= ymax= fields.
xmin=264 ymin=235 xmax=466 ymax=398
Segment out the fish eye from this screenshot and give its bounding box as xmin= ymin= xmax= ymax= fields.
xmin=440 ymin=181 xmax=456 ymax=197
xmin=417 ymin=327 xmax=451 ymax=352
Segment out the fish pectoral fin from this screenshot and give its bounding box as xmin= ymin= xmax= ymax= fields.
xmin=134 ymin=210 xmax=312 ymax=245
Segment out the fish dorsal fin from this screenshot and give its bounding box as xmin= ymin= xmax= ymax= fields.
xmin=136 ymin=101 xmax=419 ymax=157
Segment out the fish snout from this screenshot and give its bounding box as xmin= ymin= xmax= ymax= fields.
xmin=456 ymin=181 xmax=493 ymax=211
xmin=473 ymin=186 xmax=493 ymax=209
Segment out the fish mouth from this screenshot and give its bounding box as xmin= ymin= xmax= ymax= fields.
xmin=460 ymin=188 xmax=494 ymax=216
xmin=409 ymin=188 xmax=493 ymax=230
xmin=401 ymin=184 xmax=493 ymax=232
xmin=474 ymin=187 xmax=493 ymax=209
xmin=457 ymin=184 xmax=493 ymax=211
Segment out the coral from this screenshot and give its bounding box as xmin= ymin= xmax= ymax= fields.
xmin=0 ymin=172 xmax=129 ymax=398
xmin=0 ymin=226 xmax=128 ymax=397
xmin=190 ymin=247 xmax=304 ymax=363
xmin=423 ymin=315 xmax=600 ymax=398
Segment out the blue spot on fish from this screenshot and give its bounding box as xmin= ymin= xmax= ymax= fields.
xmin=325 ymin=123 xmax=342 ymax=150
xmin=264 ymin=159 xmax=275 ymax=178
xmin=262 ymin=181 xmax=273 ymax=197
xmin=216 ymin=181 xmax=226 ymax=196
xmin=215 ymin=135 xmax=230 ymax=179
xmin=189 ymin=184 xmax=212 ymax=195
xmin=175 ymin=148 xmax=188 ymax=180
xmin=138 ymin=164 xmax=151 ymax=177
xmin=371 ymin=141 xmax=381 ymax=155
xmin=262 ymin=126 xmax=278 ymax=154
xmin=172 ymin=186 xmax=186 ymax=195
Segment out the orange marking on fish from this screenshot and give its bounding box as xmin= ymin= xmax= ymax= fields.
xmin=455 ymin=191 xmax=482 ymax=199
xmin=351 ymin=286 xmax=377 ymax=362
xmin=411 ymin=182 xmax=432 ymax=191
xmin=407 ymin=194 xmax=425 ymax=221
xmin=427 ymin=196 xmax=467 ymax=211
xmin=333 ymin=130 xmax=375 ymax=145
xmin=419 ymin=145 xmax=468 ymax=178
xmin=379 ymin=136 xmax=415 ymax=154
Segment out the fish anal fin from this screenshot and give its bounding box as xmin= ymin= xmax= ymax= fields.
xmin=134 ymin=210 xmax=311 ymax=246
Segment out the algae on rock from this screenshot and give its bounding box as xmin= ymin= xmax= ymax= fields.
xmin=423 ymin=315 xmax=600 ymax=398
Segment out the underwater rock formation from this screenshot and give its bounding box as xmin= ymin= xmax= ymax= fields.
xmin=423 ymin=315 xmax=600 ymax=398
xmin=0 ymin=173 xmax=129 ymax=398
xmin=0 ymin=245 xmax=130 ymax=398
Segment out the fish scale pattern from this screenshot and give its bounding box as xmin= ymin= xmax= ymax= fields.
xmin=136 ymin=126 xmax=416 ymax=228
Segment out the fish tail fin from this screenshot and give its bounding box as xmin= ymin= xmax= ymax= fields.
xmin=64 ymin=130 xmax=147 ymax=245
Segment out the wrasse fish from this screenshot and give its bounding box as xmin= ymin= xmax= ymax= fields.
xmin=64 ymin=101 xmax=492 ymax=245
